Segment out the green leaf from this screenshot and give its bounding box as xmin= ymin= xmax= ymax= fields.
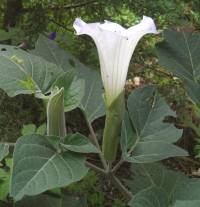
xmin=156 ymin=29 xmax=200 ymax=103
xmin=22 ymin=124 xmax=46 ymax=136
xmin=0 ymin=29 xmax=11 ymax=41
xmin=49 ymin=70 xmax=84 ymax=112
xmin=126 ymin=163 xmax=200 ymax=204
xmin=64 ymin=78 xmax=84 ymax=112
xmin=126 ymin=163 xmax=186 ymax=196
xmin=15 ymin=192 xmax=87 ymax=207
xmin=173 ymin=200 xmax=200 ymax=207
xmin=0 ymin=45 xmax=63 ymax=97
xmin=128 ymin=186 xmax=200 ymax=207
xmin=53 ymin=70 xmax=85 ymax=112
xmin=128 ymin=187 xmax=169 ymax=207
xmin=10 ymin=134 xmax=88 ymax=201
xmin=36 ymin=124 xmax=46 ymax=135
xmin=174 ymin=178 xmax=200 ymax=200
xmin=123 ymin=85 xmax=187 ymax=163
xmin=21 ymin=124 xmax=37 ymax=135
xmin=62 ymin=133 xmax=98 ymax=153
xmin=32 ymin=35 xmax=105 ymax=123
xmin=15 ymin=194 xmax=61 ymax=207
xmin=0 ymin=144 xmax=9 ymax=161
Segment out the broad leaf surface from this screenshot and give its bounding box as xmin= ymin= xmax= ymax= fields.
xmin=33 ymin=35 xmax=105 ymax=122
xmin=10 ymin=134 xmax=88 ymax=200
xmin=15 ymin=194 xmax=61 ymax=207
xmin=16 ymin=194 xmax=87 ymax=207
xmin=0 ymin=45 xmax=63 ymax=97
xmin=127 ymin=163 xmax=200 ymax=206
xmin=53 ymin=70 xmax=84 ymax=112
xmin=122 ymin=85 xmax=187 ymax=163
xmin=126 ymin=163 xmax=186 ymax=195
xmin=0 ymin=143 xmax=9 ymax=161
xmin=62 ymin=133 xmax=98 ymax=153
xmin=173 ymin=200 xmax=200 ymax=207
xmin=157 ymin=30 xmax=200 ymax=103
xmin=128 ymin=187 xmax=168 ymax=207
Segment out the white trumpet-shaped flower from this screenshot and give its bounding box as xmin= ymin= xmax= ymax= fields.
xmin=73 ymin=16 xmax=157 ymax=106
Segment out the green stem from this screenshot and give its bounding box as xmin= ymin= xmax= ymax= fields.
xmin=102 ymin=92 xmax=125 ymax=162
xmin=84 ymin=112 xmax=108 ymax=170
xmin=86 ymin=161 xmax=107 ymax=175
xmin=110 ymin=175 xmax=133 ymax=200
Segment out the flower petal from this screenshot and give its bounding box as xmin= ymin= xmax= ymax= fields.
xmin=99 ymin=20 xmax=125 ymax=34
xmin=123 ymin=16 xmax=158 ymax=37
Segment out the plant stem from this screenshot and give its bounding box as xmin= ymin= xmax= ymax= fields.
xmin=84 ymin=113 xmax=108 ymax=170
xmin=86 ymin=161 xmax=107 ymax=175
xmin=112 ymin=159 xmax=124 ymax=174
xmin=110 ymin=175 xmax=133 ymax=200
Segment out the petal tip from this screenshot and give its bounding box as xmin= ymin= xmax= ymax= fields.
xmin=73 ymin=18 xmax=86 ymax=35
xmin=141 ymin=15 xmax=158 ymax=34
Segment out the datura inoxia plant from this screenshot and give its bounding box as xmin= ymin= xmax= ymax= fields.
xmin=0 ymin=16 xmax=199 ymax=207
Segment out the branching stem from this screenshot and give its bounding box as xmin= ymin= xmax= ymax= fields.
xmin=110 ymin=174 xmax=133 ymax=200
xmin=83 ymin=112 xmax=108 ymax=170
xmin=86 ymin=161 xmax=107 ymax=175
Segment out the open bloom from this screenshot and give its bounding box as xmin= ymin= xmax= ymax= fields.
xmin=73 ymin=16 xmax=157 ymax=106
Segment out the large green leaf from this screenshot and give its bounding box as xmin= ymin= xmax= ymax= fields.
xmin=52 ymin=70 xmax=84 ymax=112
xmin=157 ymin=30 xmax=200 ymax=103
xmin=33 ymin=35 xmax=105 ymax=122
xmin=10 ymin=134 xmax=88 ymax=201
xmin=129 ymin=186 xmax=200 ymax=207
xmin=127 ymin=163 xmax=200 ymax=205
xmin=126 ymin=163 xmax=186 ymax=195
xmin=173 ymin=200 xmax=200 ymax=207
xmin=16 ymin=194 xmax=87 ymax=207
xmin=122 ymin=85 xmax=187 ymax=163
xmin=128 ymin=187 xmax=168 ymax=207
xmin=0 ymin=45 xmax=63 ymax=97
xmin=0 ymin=143 xmax=9 ymax=161
xmin=15 ymin=194 xmax=61 ymax=207
xmin=62 ymin=133 xmax=98 ymax=153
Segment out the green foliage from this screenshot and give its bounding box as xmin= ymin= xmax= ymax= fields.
xmin=0 ymin=45 xmax=63 ymax=97
xmin=10 ymin=134 xmax=88 ymax=200
xmin=67 ymin=171 xmax=105 ymax=206
xmin=62 ymin=133 xmax=98 ymax=153
xmin=16 ymin=193 xmax=87 ymax=207
xmin=21 ymin=123 xmax=46 ymax=136
xmin=128 ymin=187 xmax=168 ymax=207
xmin=157 ymin=29 xmax=200 ymax=104
xmin=173 ymin=200 xmax=200 ymax=207
xmin=32 ymin=35 xmax=105 ymax=123
xmin=127 ymin=163 xmax=200 ymax=206
xmin=121 ymin=85 xmax=187 ymax=163
xmin=0 ymin=1 xmax=199 ymax=206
